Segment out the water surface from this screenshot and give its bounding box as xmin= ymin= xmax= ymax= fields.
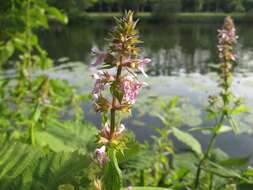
xmin=40 ymin=21 xmax=253 ymax=161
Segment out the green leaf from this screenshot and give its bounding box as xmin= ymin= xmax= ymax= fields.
xmin=204 ymin=109 xmax=219 ymax=121
xmin=169 ymin=96 xmax=180 ymax=108
xmin=0 ymin=141 xmax=91 ymax=190
xmin=189 ymin=127 xmax=214 ymax=133
xmin=35 ymin=119 xmax=97 ymax=154
xmin=114 ymin=89 xmax=124 ymax=103
xmin=117 ymin=139 xmax=140 ymax=163
xmin=103 ymin=150 xmax=122 ymax=190
xmin=219 ymin=156 xmax=251 ymax=167
xmin=47 ymin=7 xmax=68 ymax=24
xmin=228 ymin=115 xmax=239 ymax=134
xmin=172 ymin=128 xmax=202 ymax=155
xmin=203 ymin=161 xmax=241 ymax=178
xmin=209 ymin=148 xmax=229 ymax=163
xmin=243 ymin=168 xmax=253 ymax=176
xmin=173 ymin=153 xmax=198 ymax=172
xmin=232 ymin=106 xmax=249 ymax=114
xmin=216 ymin=125 xmax=232 ymax=134
xmin=110 ymin=85 xmax=124 ymax=103
xmin=33 ymin=105 xmax=41 ymax=122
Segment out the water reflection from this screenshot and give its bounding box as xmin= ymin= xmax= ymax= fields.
xmin=40 ymin=22 xmax=253 ymax=76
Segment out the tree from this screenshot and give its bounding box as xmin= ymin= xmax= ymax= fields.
xmin=151 ymin=0 xmax=181 ymax=21
xmin=48 ymin=0 xmax=95 ymax=13
xmin=195 ymin=0 xmax=204 ymax=12
xmin=243 ymin=0 xmax=253 ymax=11
xmin=228 ymin=0 xmax=245 ymax=12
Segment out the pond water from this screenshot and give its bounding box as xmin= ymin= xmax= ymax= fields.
xmin=40 ymin=21 xmax=253 ymax=162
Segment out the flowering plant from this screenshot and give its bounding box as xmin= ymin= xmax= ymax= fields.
xmin=91 ymin=11 xmax=150 ymax=190
xmin=193 ymin=16 xmax=249 ymax=189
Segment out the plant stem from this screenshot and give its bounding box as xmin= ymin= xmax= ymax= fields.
xmin=25 ymin=0 xmax=31 ymax=69
xmin=110 ymin=63 xmax=122 ymax=139
xmin=30 ymin=103 xmax=40 ymax=146
xmin=194 ymin=114 xmax=225 ymax=189
xmin=209 ymin=174 xmax=214 ymax=190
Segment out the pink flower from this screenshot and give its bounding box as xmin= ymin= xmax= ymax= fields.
xmin=123 ymin=58 xmax=151 ymax=77
xmin=218 ymin=28 xmax=238 ymax=44
xmin=95 ymin=145 xmax=109 ymax=167
xmin=137 ymin=58 xmax=151 ymax=77
xmin=217 ymin=17 xmax=238 ymax=62
xmin=91 ymin=72 xmax=115 ymax=101
xmin=217 ymin=17 xmax=238 ymax=45
xmin=91 ymin=71 xmax=106 ymax=99
xmin=126 ymin=187 xmax=133 ymax=190
xmin=114 ymin=124 xmax=125 ymax=137
xmin=100 ymin=122 xmax=111 ymax=140
xmin=91 ymin=48 xmax=108 ymax=67
xmin=120 ymin=76 xmax=148 ymax=104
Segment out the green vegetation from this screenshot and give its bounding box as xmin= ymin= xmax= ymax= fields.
xmin=1 ymin=0 xmax=253 ymax=190
xmin=45 ymin=0 xmax=253 ymax=22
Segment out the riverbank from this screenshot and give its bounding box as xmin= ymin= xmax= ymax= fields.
xmin=69 ymin=12 xmax=253 ymax=24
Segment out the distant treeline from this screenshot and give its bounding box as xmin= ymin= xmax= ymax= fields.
xmin=2 ymin=0 xmax=253 ymax=22
xmin=46 ymin=0 xmax=253 ymax=13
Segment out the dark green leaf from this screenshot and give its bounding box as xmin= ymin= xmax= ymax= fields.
xmin=219 ymin=156 xmax=251 ymax=167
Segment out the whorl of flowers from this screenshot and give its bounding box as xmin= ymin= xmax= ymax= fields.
xmin=217 ymin=16 xmax=238 ymax=91
xmin=91 ymin=11 xmax=151 ymax=167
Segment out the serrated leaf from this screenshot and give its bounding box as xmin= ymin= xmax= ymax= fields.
xmin=0 ymin=141 xmax=91 ymax=190
xmin=172 ymin=128 xmax=202 ymax=155
xmin=35 ymin=119 xmax=97 ymax=154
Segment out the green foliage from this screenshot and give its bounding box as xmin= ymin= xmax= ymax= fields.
xmin=219 ymin=156 xmax=251 ymax=167
xmin=0 ymin=0 xmax=86 ymax=146
xmin=172 ymin=128 xmax=202 ymax=155
xmin=35 ymin=119 xmax=98 ymax=153
xmin=0 ymin=141 xmax=91 ymax=190
xmin=103 ymin=150 xmax=123 ymax=190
